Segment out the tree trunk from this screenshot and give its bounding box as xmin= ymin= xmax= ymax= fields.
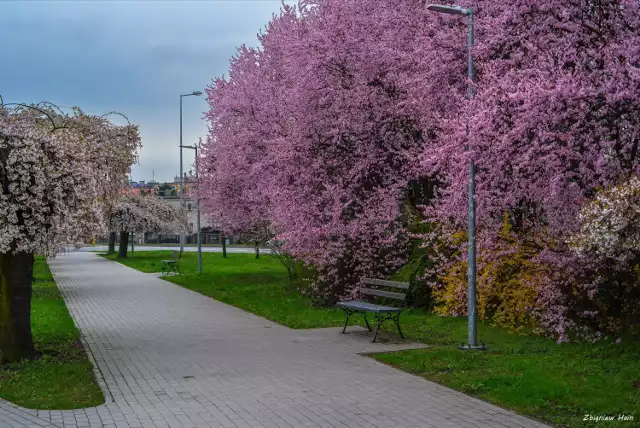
xmin=0 ymin=252 xmax=37 ymax=363
xmin=221 ymin=232 xmax=227 ymax=258
xmin=255 ymin=242 xmax=260 ymax=259
xmin=107 ymin=231 xmax=117 ymax=254
xmin=286 ymin=257 xmax=296 ymax=280
xmin=118 ymin=231 xmax=129 ymax=258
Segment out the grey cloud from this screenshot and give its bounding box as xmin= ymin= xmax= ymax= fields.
xmin=1 ymin=0 xmax=293 ymax=182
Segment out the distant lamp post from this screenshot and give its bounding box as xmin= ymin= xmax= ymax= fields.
xmin=130 ymin=169 xmax=135 ymax=257
xmin=179 ymin=91 xmax=203 ymax=253
xmin=180 ymin=144 xmax=203 ymax=274
xmin=426 ymin=4 xmax=485 ymax=351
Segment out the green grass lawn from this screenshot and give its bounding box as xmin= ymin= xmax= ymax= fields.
xmin=0 ymin=257 xmax=104 ymax=409
xmin=105 ymin=251 xmax=640 ymax=428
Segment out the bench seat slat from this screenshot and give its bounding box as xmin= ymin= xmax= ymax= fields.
xmin=336 ymin=301 xmax=400 ymax=313
xmin=359 ymin=288 xmax=406 ymax=301
xmin=362 ymin=278 xmax=409 ymax=290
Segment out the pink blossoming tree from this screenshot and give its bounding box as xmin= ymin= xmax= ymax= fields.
xmin=200 ymin=1 xmax=430 ymax=302
xmin=200 ymin=0 xmax=640 ymax=339
xmin=417 ymin=0 xmax=640 ymax=340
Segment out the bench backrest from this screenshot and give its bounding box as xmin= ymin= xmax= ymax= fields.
xmin=359 ymin=278 xmax=409 ymax=307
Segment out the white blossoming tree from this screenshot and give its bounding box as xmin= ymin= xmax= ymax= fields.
xmin=568 ymin=176 xmax=640 ymax=336
xmin=56 ymin=110 xmax=141 ymax=251
xmin=81 ymin=111 xmax=142 ymax=254
xmin=0 ymin=101 xmax=141 ymax=363
xmin=570 ymin=176 xmax=640 ymax=260
xmin=111 ymin=194 xmax=188 ymax=257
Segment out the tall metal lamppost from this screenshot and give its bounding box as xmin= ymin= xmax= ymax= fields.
xmin=179 ymin=144 xmax=203 ymax=274
xmin=129 ymin=167 xmax=136 ymax=258
xmin=179 ymin=91 xmax=203 ymax=253
xmin=426 ymin=4 xmax=486 ymax=350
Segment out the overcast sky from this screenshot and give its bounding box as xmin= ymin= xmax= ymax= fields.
xmin=1 ymin=0 xmax=291 ymax=182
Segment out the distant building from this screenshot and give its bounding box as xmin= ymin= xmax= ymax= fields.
xmin=124 ymin=179 xmax=158 ymax=197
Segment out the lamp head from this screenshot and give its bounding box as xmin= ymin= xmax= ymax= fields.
xmin=181 ymin=91 xmax=203 ymax=97
xmin=426 ymin=4 xmax=471 ymax=16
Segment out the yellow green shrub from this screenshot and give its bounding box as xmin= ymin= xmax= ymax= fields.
xmin=433 ymin=213 xmax=544 ymax=332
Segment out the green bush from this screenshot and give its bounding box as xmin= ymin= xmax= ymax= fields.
xmin=393 ymin=238 xmax=433 ymax=308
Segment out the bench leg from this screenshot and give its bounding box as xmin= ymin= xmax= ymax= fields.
xmin=341 ymin=309 xmax=353 ymax=334
xmin=394 ymin=313 xmax=405 ymax=340
xmin=372 ymin=316 xmax=384 ymax=343
xmin=361 ymin=311 xmax=372 ymax=332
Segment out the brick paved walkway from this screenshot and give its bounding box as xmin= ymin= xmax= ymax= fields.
xmin=0 ymin=253 xmax=549 ymax=428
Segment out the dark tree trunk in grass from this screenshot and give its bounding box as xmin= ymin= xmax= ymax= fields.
xmin=255 ymin=242 xmax=260 ymax=259
xmin=221 ymin=232 xmax=227 ymax=258
xmin=0 ymin=252 xmax=37 ymax=363
xmin=107 ymin=231 xmax=117 ymax=254
xmin=118 ymin=231 xmax=129 ymax=258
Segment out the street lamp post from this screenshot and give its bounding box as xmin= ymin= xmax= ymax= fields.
xmin=129 ymin=169 xmax=135 ymax=258
xmin=180 ymin=144 xmax=203 ymax=274
xmin=179 ymin=91 xmax=203 ymax=253
xmin=426 ymin=4 xmax=485 ymax=350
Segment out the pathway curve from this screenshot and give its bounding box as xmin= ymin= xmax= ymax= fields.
xmin=0 ymin=252 xmax=549 ymax=428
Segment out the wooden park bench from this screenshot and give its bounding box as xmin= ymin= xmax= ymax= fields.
xmin=336 ymin=278 xmax=409 ymax=343
xmin=161 ymin=250 xmax=182 ymax=276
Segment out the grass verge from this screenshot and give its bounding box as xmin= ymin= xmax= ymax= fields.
xmin=105 ymin=250 xmax=640 ymax=428
xmin=0 ymin=257 xmax=104 ymax=409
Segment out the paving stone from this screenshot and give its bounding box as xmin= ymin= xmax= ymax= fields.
xmin=1 ymin=252 xmax=550 ymax=427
